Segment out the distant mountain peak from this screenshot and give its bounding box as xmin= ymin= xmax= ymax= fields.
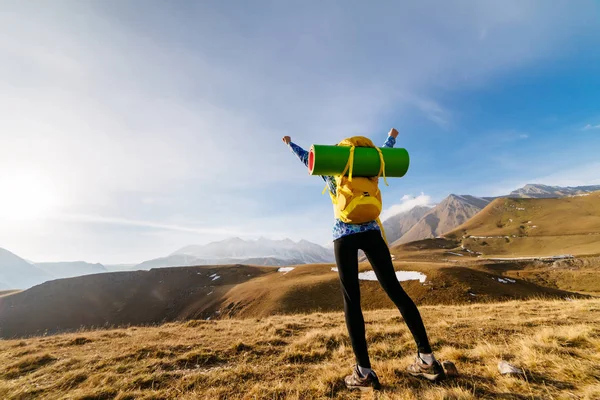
xmin=509 ymin=184 xmax=600 ymax=198
xmin=393 ymin=193 xmax=490 ymax=245
xmin=0 ymin=247 xmax=55 ymax=290
xmin=160 ymin=236 xmax=334 ymax=269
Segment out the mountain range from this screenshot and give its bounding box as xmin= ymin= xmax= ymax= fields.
xmin=508 ymin=184 xmax=600 ymax=198
xmin=2 ymin=183 xmax=599 ymax=290
xmin=133 ymin=237 xmax=335 ymax=270
xmin=36 ymin=261 xmax=107 ymax=279
xmin=0 ymin=237 xmax=335 ymax=289
xmin=390 ymin=195 xmax=490 ymax=245
xmin=0 ymin=248 xmax=54 ymax=290
xmin=383 ymin=184 xmax=600 ymax=245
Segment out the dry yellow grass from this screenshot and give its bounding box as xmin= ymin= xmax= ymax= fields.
xmin=1 ymin=298 xmax=599 ymax=399
xmin=445 ymin=193 xmax=600 ymax=257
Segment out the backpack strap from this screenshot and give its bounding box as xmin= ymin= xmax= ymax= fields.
xmin=376 ymin=217 xmax=389 ymax=246
xmin=336 ymin=146 xmax=355 ymax=195
xmin=375 ymin=148 xmax=389 ymax=187
xmin=339 ymin=146 xmax=355 ymax=182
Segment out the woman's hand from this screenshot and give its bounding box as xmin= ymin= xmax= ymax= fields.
xmin=282 ymin=136 xmax=291 ymax=145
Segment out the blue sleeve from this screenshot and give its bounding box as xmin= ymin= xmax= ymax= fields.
xmin=288 ymin=142 xmax=309 ymax=167
xmin=324 ymin=175 xmax=336 ymax=194
xmin=289 ymin=142 xmax=336 ymax=193
xmin=382 ymin=136 xmax=396 ymax=148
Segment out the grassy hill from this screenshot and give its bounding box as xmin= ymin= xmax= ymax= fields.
xmin=445 ymin=192 xmax=600 ymax=257
xmin=1 ymin=260 xmax=585 ymax=339
xmin=1 ymin=298 xmax=599 ymax=399
xmin=390 ymin=237 xmax=600 ymax=297
xmin=0 ymin=265 xmax=274 ymax=338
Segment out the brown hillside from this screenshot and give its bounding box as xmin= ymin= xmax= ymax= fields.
xmin=0 ymin=265 xmax=274 ymax=338
xmin=445 ymin=192 xmax=600 ymax=257
xmin=0 ymin=259 xmax=586 ymax=339
xmin=391 ymin=237 xmax=600 ymax=297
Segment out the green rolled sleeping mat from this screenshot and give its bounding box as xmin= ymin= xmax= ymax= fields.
xmin=308 ymin=145 xmax=410 ymax=177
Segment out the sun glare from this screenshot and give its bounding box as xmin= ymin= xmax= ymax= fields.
xmin=0 ymin=172 xmax=60 ymax=221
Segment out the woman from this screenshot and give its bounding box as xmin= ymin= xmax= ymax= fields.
xmin=282 ymin=128 xmax=445 ymax=390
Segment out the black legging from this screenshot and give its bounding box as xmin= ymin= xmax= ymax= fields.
xmin=334 ymin=230 xmax=432 ymax=368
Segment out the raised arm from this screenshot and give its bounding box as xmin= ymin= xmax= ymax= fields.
xmin=283 ymin=136 xmax=332 ymax=190
xmin=382 ymin=128 xmax=399 ymax=148
xmin=283 ymin=136 xmax=309 ymax=167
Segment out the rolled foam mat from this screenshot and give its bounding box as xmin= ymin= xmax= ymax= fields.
xmin=308 ymin=145 xmax=410 ymax=177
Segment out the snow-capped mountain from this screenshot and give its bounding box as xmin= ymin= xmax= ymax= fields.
xmin=173 ymin=237 xmax=334 ymax=264
xmin=508 ymin=184 xmax=600 ymax=198
xmin=132 ymin=238 xmax=335 ymax=270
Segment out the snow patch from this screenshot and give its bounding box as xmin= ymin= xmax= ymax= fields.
xmin=495 ymin=277 xmax=516 ymax=284
xmin=331 ymin=267 xmax=338 ymax=272
xmin=446 ymin=252 xmax=464 ymax=257
xmin=516 ymin=208 xmax=525 ymax=211
xmin=462 ymin=247 xmax=481 ymax=255
xmin=278 ymin=267 xmax=295 ymax=274
xmin=488 ymin=255 xmax=573 ymax=261
xmin=359 ymin=270 xmax=427 ymax=283
xmin=211 ymin=275 xmax=220 ymax=281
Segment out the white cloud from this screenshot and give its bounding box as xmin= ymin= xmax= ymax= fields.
xmin=408 ymin=97 xmax=452 ymax=127
xmin=51 ymin=213 xmax=278 ymax=238
xmin=583 ymin=124 xmax=600 ymax=130
xmin=381 ymin=193 xmax=434 ymax=221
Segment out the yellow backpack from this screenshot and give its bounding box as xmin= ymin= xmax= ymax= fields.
xmin=324 ymin=136 xmax=389 ymax=243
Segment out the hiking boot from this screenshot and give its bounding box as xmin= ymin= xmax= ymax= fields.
xmin=344 ymin=365 xmax=382 ymax=391
xmin=407 ymin=356 xmax=446 ymax=382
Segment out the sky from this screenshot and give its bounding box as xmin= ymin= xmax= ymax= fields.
xmin=1 ymin=1 xmax=600 ymax=263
